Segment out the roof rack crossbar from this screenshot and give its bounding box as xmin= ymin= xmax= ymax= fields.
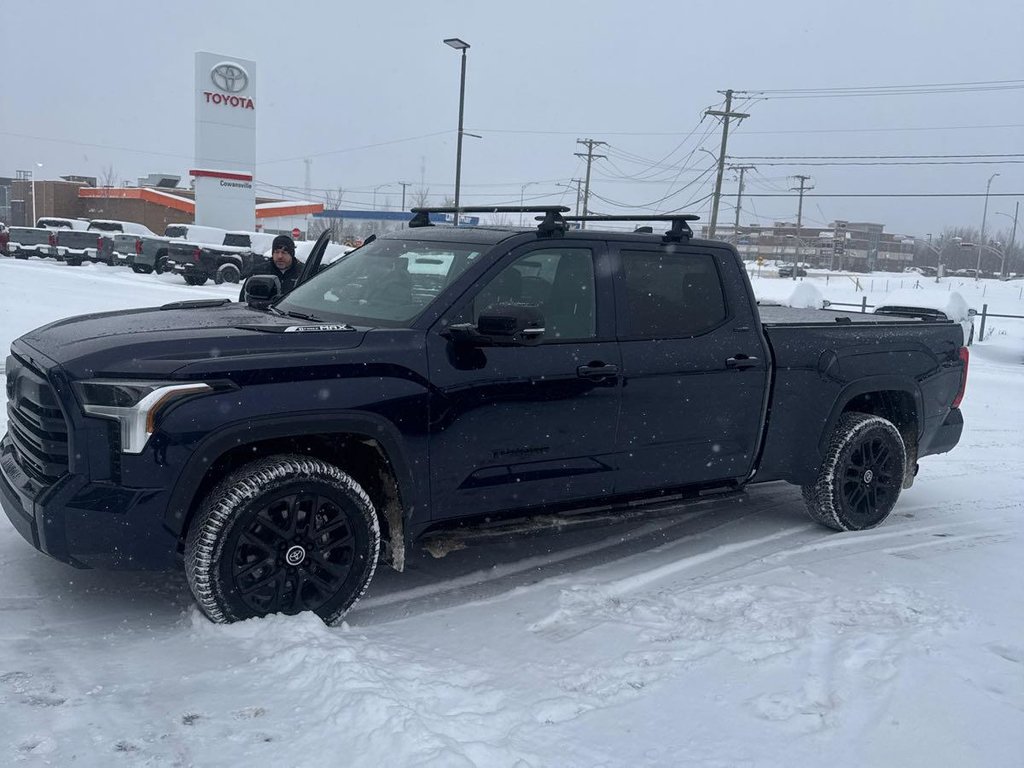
xmin=408 ymin=206 xmax=571 ymax=234
xmin=562 ymin=214 xmax=699 ymax=242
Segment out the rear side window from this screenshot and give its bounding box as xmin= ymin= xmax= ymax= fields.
xmin=165 ymin=225 xmax=188 ymax=238
xmin=621 ymin=250 xmax=726 ymax=338
xmin=222 ymin=234 xmax=251 ymax=247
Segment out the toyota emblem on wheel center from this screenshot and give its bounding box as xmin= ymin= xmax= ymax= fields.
xmin=285 ymin=545 xmax=306 ymax=566
xmin=210 ymin=62 xmax=248 ymax=93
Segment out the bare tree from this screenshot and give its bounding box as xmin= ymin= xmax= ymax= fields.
xmin=100 ymin=164 xmax=120 ymax=189
xmin=308 ymin=187 xmax=345 ymax=242
xmin=412 ymin=186 xmax=431 ymax=208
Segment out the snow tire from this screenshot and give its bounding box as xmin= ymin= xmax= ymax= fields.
xmin=215 ymin=263 xmax=240 ymax=284
xmin=801 ymin=412 xmax=906 ymax=532
xmin=185 ymin=455 xmax=380 ymax=625
xmin=184 ymin=274 xmax=208 ymax=286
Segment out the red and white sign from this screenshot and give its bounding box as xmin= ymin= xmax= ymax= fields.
xmin=194 ymin=52 xmax=256 ymax=230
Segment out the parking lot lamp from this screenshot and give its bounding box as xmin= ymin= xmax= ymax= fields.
xmin=443 ymin=38 xmax=470 ymax=221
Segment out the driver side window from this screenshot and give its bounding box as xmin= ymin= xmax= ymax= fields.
xmin=469 ymin=248 xmax=596 ymax=341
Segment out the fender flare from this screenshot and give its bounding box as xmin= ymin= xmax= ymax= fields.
xmin=163 ymin=411 xmax=420 ymax=541
xmin=819 ymin=375 xmax=924 ymax=455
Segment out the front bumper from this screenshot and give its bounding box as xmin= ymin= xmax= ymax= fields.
xmin=0 ymin=434 xmax=180 ymax=570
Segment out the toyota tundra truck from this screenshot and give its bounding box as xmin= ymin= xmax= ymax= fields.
xmin=1 ymin=207 xmax=968 ymax=625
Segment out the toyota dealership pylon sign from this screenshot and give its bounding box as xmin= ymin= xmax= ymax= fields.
xmin=193 ymin=52 xmax=257 ymax=230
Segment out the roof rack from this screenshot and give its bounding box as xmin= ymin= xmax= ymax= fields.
xmin=408 ymin=205 xmax=570 ymax=232
xmin=562 ymin=214 xmax=699 ymax=242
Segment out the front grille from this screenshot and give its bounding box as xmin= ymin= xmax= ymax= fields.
xmin=5 ymin=354 xmax=69 ymax=485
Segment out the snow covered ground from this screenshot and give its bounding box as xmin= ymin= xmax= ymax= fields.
xmin=1 ymin=258 xmax=1022 ymax=767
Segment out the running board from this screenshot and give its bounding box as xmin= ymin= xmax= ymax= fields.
xmin=420 ymin=486 xmax=746 ymax=559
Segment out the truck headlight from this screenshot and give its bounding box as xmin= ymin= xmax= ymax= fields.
xmin=74 ymin=380 xmax=214 ymax=454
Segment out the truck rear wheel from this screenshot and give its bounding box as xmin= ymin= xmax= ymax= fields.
xmin=801 ymin=412 xmax=906 ymax=531
xmin=215 ymin=263 xmax=241 ymax=284
xmin=184 ymin=275 xmax=208 ymax=286
xmin=185 ymin=455 xmax=380 ymax=625
xmin=154 ymin=254 xmax=168 ymax=274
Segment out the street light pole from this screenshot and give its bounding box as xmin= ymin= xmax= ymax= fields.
xmin=30 ymin=162 xmax=43 ymax=226
xmin=977 ymin=172 xmax=1000 ymax=280
xmin=443 ymin=38 xmax=470 ymax=223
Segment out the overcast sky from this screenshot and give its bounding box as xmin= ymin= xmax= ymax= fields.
xmin=4 ymin=0 xmax=1023 ymax=239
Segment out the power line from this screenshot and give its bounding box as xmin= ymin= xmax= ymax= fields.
xmin=743 ymin=192 xmax=1024 ymax=198
xmin=736 ymin=160 xmax=1024 ymax=166
xmin=734 ymin=80 xmax=1024 ymax=99
xmin=737 ymin=78 xmax=1024 ymax=94
xmin=731 ymin=152 xmax=1024 ymax=159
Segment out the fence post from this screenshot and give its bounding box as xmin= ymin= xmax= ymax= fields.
xmin=861 ymin=296 xmax=868 ymax=313
xmin=979 ymin=304 xmax=988 ymax=342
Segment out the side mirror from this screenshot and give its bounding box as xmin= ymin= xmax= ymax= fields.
xmin=478 ymin=305 xmax=545 ymax=345
xmin=245 ymin=275 xmax=281 ymax=309
xmin=443 ymin=305 xmax=546 ymax=346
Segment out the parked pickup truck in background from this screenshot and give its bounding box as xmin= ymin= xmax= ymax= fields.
xmin=57 ymin=220 xmax=156 ymax=266
xmin=167 ymin=230 xmax=275 ymax=285
xmin=8 ymin=217 xmax=90 ymax=260
xmin=112 ymin=224 xmax=228 ymax=275
xmin=0 ymin=207 xmax=969 ymax=626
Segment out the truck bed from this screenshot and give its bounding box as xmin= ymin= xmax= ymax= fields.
xmin=758 ymin=305 xmax=921 ymax=326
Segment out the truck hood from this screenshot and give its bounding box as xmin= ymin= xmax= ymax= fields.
xmin=17 ymin=300 xmax=369 ymax=379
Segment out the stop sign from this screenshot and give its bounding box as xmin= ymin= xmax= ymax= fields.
xmin=291 ymin=227 xmax=301 ymax=239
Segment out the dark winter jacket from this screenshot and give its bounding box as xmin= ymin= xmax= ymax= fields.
xmin=239 ymin=258 xmax=304 ymax=300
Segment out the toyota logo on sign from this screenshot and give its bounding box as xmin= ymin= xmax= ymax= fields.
xmin=210 ymin=62 xmax=248 ymax=94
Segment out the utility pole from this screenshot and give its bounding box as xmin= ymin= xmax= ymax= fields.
xmin=398 ymin=181 xmax=411 ymax=211
xmin=728 ymin=164 xmax=756 ymax=234
xmin=791 ymin=175 xmax=813 ymax=232
xmin=575 ymin=138 xmax=606 ymax=229
xmin=304 ymin=158 xmax=312 ymax=199
xmin=706 ymin=90 xmax=750 ymax=239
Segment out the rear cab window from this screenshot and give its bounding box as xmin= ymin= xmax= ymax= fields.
xmin=618 ymin=248 xmax=727 ymax=338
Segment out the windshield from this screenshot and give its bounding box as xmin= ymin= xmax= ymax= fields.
xmin=88 ymin=221 xmax=122 ymax=232
xmin=276 ymin=238 xmax=482 ymax=326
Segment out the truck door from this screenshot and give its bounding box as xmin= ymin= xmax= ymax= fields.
xmin=426 ymin=242 xmax=622 ymax=521
xmin=612 ymin=243 xmax=769 ymax=492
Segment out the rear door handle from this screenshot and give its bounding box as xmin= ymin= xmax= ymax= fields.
xmin=577 ymin=363 xmax=620 ymax=379
xmin=726 ymin=355 xmax=760 ymax=370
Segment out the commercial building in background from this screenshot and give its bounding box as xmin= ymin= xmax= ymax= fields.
xmin=2 ymin=177 xmax=320 ymax=235
xmin=705 ymin=221 xmax=915 ymax=272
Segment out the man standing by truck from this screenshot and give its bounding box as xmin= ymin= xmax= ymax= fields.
xmin=239 ymin=234 xmax=303 ymax=299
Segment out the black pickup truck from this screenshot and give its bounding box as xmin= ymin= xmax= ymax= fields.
xmin=166 ymin=231 xmax=275 ymax=285
xmin=1 ymin=207 xmax=968 ymax=625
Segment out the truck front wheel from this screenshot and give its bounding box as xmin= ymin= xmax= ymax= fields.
xmin=801 ymin=412 xmax=906 ymax=531
xmin=184 ymin=275 xmax=208 ymax=286
xmin=185 ymin=455 xmax=380 ymax=624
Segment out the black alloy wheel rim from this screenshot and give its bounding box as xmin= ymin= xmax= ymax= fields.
xmin=840 ymin=430 xmax=900 ymax=524
xmin=227 ymin=491 xmax=357 ymax=616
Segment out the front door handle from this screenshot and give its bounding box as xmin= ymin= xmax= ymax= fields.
xmin=726 ymin=355 xmax=760 ymax=370
xmin=577 ymin=363 xmax=620 ymax=379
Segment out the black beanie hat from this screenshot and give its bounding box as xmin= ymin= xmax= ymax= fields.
xmin=272 ymin=234 xmax=296 ymax=256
